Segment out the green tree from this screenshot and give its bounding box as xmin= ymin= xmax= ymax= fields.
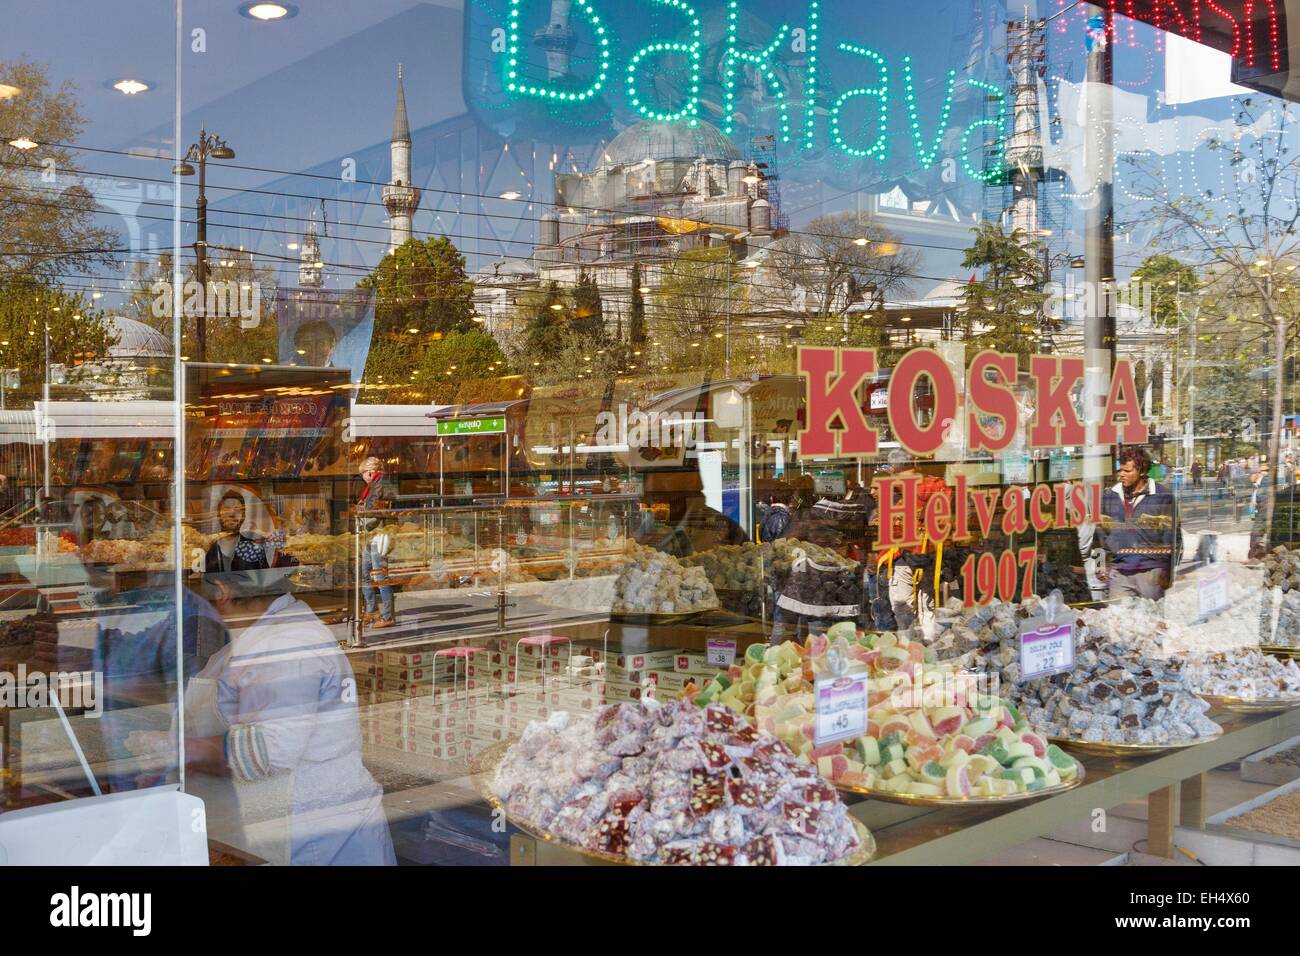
xmin=628 ymin=262 xmax=647 ymax=348
xmin=411 ymin=329 xmax=514 ymax=405
xmin=0 ymin=58 xmax=117 ymax=284
xmin=653 ymin=246 xmax=745 ymax=372
xmin=518 ymin=281 xmax=569 ymax=358
xmin=356 ymin=236 xmax=475 ymax=391
xmin=1131 ymin=254 xmax=1200 ymax=328
xmin=959 ymin=221 xmax=1050 ymax=364
xmin=0 ymin=276 xmax=115 ymax=407
xmin=572 ymin=271 xmax=605 ymax=340
xmin=358 ymin=235 xmax=473 ymax=346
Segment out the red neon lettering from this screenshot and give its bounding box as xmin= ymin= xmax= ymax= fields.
xmin=888 ymin=348 xmax=958 ymax=456
xmin=954 ymin=473 xmax=971 ymax=539
xmin=967 ymin=350 xmax=1018 ymax=453
xmin=1098 ymin=359 xmax=1150 ymax=445
xmin=924 ymin=487 xmax=952 ymax=542
xmin=1204 ymin=0 xmax=1242 ymax=57
xmin=1029 ymin=356 xmax=1086 ymax=448
xmin=1030 ymin=484 xmax=1054 ymax=533
xmin=875 ymin=476 xmax=921 ymax=550
xmin=798 ymin=347 xmax=878 ymax=456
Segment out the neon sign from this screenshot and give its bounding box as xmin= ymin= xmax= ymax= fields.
xmin=484 ymin=0 xmax=1006 ymax=179
xmin=1050 ymin=0 xmax=1287 ymax=75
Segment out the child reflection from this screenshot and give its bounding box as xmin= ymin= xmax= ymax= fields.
xmin=182 ymin=569 xmax=394 ymax=866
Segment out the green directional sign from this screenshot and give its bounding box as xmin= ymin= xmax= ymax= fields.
xmin=437 ymin=416 xmax=506 ymax=436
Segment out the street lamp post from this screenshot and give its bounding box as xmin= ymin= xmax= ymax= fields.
xmin=173 ymin=130 xmax=236 ymax=363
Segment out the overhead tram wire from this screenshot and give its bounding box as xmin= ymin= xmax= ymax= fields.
xmin=0 ymin=139 xmax=988 ymax=256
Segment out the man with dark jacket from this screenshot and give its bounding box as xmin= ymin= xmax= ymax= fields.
xmin=1096 ymin=446 xmax=1181 ymax=601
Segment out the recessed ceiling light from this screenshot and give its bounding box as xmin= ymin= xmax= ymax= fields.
xmin=239 ymin=2 xmax=297 ymax=21
xmin=499 ymin=191 xmax=522 ymax=200
xmin=0 ymin=84 xmax=20 ymax=100
xmin=8 ymin=137 xmax=36 ymax=150
xmin=112 ymin=79 xmax=149 ymax=95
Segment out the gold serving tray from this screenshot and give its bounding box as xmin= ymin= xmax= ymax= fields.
xmin=470 ymin=740 xmax=875 ymax=866
xmin=836 ymin=759 xmax=1085 ymax=807
xmin=1049 ymin=726 xmax=1223 ymax=757
xmin=1260 ymin=646 xmax=1300 ymax=661
xmin=1199 ymin=693 xmax=1300 ymax=714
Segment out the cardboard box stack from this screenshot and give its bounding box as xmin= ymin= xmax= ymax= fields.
xmin=355 ymin=638 xmax=711 ymax=757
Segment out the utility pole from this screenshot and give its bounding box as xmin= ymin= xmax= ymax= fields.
xmin=1083 ymin=4 xmax=1116 ymax=486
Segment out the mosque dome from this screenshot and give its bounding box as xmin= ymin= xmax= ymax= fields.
xmin=105 ymin=316 xmax=171 ymax=359
xmin=603 ymin=118 xmax=742 ymax=167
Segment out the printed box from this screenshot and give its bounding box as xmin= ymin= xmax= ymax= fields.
xmin=603 ymin=680 xmax=652 ymax=703
xmin=606 ymin=648 xmax=678 ymax=672
xmin=647 ymin=670 xmax=696 ymax=692
xmin=674 ymin=652 xmax=715 ymax=676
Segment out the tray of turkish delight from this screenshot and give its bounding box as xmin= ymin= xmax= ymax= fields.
xmin=473 ymin=700 xmax=875 ymax=866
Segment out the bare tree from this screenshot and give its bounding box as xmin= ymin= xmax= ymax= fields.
xmin=1128 ymin=99 xmax=1300 ymax=550
xmin=766 ymin=212 xmax=918 ymax=325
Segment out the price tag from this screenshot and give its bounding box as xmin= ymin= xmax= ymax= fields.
xmin=1019 ymin=618 xmax=1075 ymax=681
xmin=814 ymin=673 xmax=870 ymax=746
xmin=1198 ymin=565 xmax=1229 ymax=620
xmin=706 ymin=638 xmax=736 ymax=667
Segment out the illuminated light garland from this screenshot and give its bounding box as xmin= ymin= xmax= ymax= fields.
xmin=902 ymin=56 xmax=956 ymax=170
xmin=959 ymin=78 xmax=1005 ymax=182
xmin=830 ymin=42 xmax=888 ymax=160
xmin=721 ymin=1 xmax=791 ymax=141
xmin=803 ymin=0 xmax=819 ymax=150
xmin=625 ymin=0 xmax=702 ymax=122
xmin=506 ymin=0 xmax=610 ymax=102
xmin=1240 ymin=0 xmax=1284 ymax=71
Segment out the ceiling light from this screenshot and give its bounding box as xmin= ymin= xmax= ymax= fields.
xmin=853 ymin=237 xmax=869 ymax=247
xmin=500 ymin=191 xmax=522 ymax=200
xmin=112 ymin=79 xmax=149 ymax=95
xmin=287 ymin=242 xmax=298 ymax=250
xmin=239 ymin=2 xmax=297 ymax=21
xmin=549 ymin=303 xmax=563 ymax=311
xmin=408 ymin=327 xmax=420 ymax=334
xmin=8 ymin=137 xmax=36 ymax=150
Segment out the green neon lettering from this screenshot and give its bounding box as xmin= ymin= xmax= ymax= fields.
xmin=625 ymin=0 xmax=703 ymax=122
xmin=721 ymin=2 xmax=791 ymax=142
xmin=506 ymin=0 xmax=611 ymax=102
xmin=830 ymin=42 xmax=888 ymax=161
